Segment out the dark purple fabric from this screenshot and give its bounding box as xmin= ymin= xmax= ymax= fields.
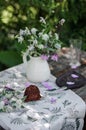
xmin=56 ymin=70 xmax=86 ymax=89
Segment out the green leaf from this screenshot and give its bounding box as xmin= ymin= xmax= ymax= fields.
xmin=47 ymin=47 xmax=55 ymax=52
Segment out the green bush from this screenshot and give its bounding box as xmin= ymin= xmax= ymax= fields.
xmin=0 ymin=0 xmax=86 ymax=71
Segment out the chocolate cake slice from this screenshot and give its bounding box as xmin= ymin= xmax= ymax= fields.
xmin=24 ymin=85 xmax=41 ymax=102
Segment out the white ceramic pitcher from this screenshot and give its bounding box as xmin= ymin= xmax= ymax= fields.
xmin=23 ymin=50 xmax=50 ymax=82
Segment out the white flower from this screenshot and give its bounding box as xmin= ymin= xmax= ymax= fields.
xmin=11 ymin=97 xmax=16 ymax=102
xmin=31 ymin=28 xmax=37 ymax=35
xmin=55 ymin=33 xmax=59 ymax=40
xmin=52 ymin=10 xmax=55 ymax=13
xmin=40 ymin=17 xmax=46 ymax=24
xmin=18 ymin=36 xmax=24 ymax=43
xmin=19 ymin=29 xmax=25 ymax=36
xmin=16 ymin=100 xmax=23 ymax=108
xmin=25 ymin=27 xmax=31 ymax=35
xmin=38 ymin=32 xmax=43 ymax=37
xmin=42 ymin=34 xmax=49 ymax=41
xmin=59 ymin=18 xmax=65 ymax=25
xmin=28 ymin=45 xmax=34 ymax=51
xmin=37 ymin=44 xmax=44 ymax=49
xmin=49 ymin=31 xmax=52 ymax=37
xmin=33 ymin=39 xmax=38 ymax=45
xmin=0 ymin=101 xmax=4 ymax=109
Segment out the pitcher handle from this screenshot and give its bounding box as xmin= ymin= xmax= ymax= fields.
xmin=22 ymin=49 xmax=29 ymax=67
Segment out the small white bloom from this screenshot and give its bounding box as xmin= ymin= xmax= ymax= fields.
xmin=18 ymin=36 xmax=24 ymax=43
xmin=42 ymin=34 xmax=49 ymax=41
xmin=28 ymin=45 xmax=34 ymax=51
xmin=11 ymin=97 xmax=16 ymax=102
xmin=40 ymin=17 xmax=46 ymax=24
xmin=16 ymin=100 xmax=22 ymax=108
xmin=0 ymin=101 xmax=4 ymax=109
xmin=31 ymin=28 xmax=37 ymax=35
xmin=33 ymin=39 xmax=38 ymax=45
xmin=37 ymin=44 xmax=44 ymax=49
xmin=55 ymin=33 xmax=59 ymax=40
xmin=38 ymin=32 xmax=43 ymax=37
xmin=59 ymin=18 xmax=65 ymax=25
xmin=49 ymin=31 xmax=52 ymax=37
xmin=52 ymin=10 xmax=55 ymax=13
xmin=19 ymin=29 xmax=25 ymax=36
xmin=25 ymin=27 xmax=31 ymax=35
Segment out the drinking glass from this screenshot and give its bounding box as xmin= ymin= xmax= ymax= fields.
xmin=69 ymin=39 xmax=82 ymax=68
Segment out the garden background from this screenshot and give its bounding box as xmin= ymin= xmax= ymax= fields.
xmin=0 ymin=0 xmax=86 ymax=71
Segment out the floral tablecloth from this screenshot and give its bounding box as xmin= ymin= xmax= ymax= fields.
xmin=0 ymin=64 xmax=86 ymax=130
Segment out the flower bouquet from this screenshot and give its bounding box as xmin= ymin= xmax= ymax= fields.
xmin=17 ymin=17 xmax=65 ymax=61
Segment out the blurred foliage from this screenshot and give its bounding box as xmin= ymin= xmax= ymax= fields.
xmin=0 ymin=0 xmax=86 ymax=71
